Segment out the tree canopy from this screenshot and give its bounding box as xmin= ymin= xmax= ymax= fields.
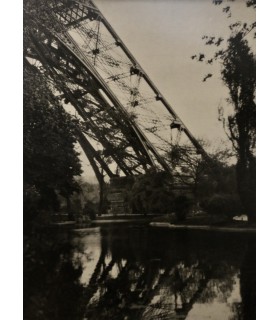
xmin=23 ymin=62 xmax=82 ymax=216
xmin=192 ymin=0 xmax=256 ymax=221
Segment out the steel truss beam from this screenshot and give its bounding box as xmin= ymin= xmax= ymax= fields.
xmin=24 ymin=0 xmax=211 ymax=181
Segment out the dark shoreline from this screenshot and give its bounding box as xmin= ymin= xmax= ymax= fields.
xmin=48 ymin=215 xmax=256 ymax=233
xmin=149 ymin=222 xmax=256 ymax=233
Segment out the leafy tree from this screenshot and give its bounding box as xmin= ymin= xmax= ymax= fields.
xmin=23 ymin=62 xmax=82 ymax=219
xmin=219 ymin=32 xmax=256 ymax=221
xmin=167 ymin=140 xmax=237 ymax=205
xmin=129 ymin=172 xmax=175 ymax=215
xmin=173 ymin=195 xmax=193 ymax=221
xmin=83 ymin=201 xmax=96 ymax=220
xmin=192 ymin=0 xmax=256 ymax=221
xmin=24 ymin=235 xmax=84 ymax=319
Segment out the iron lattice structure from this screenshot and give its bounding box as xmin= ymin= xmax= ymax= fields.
xmin=24 ymin=0 xmax=209 ymax=184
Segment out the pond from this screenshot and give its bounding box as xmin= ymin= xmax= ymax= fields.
xmin=24 ymin=224 xmax=255 ymax=320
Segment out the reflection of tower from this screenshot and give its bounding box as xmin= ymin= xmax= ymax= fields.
xmin=24 ymin=0 xmax=209 ymax=183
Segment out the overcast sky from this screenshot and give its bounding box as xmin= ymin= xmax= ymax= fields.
xmin=80 ymin=0 xmax=255 ymax=181
xmin=94 ymin=0 xmax=255 ymax=140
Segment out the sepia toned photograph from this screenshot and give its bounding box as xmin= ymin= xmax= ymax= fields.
xmin=23 ymin=0 xmax=256 ymax=319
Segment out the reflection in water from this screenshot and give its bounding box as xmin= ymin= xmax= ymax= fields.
xmin=24 ymin=226 xmax=255 ymax=320
xmin=24 ymin=232 xmax=84 ymax=320
xmin=72 ymin=229 xmax=102 ymax=286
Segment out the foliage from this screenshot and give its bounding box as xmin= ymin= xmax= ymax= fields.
xmin=195 ymin=151 xmax=238 ymax=201
xmin=23 ymin=62 xmax=82 ymax=218
xmin=83 ymin=201 xmax=96 ymax=220
xmin=23 ymin=185 xmax=41 ymax=232
xmin=219 ymin=34 xmax=256 ymax=153
xmin=24 ymin=223 xmax=255 ymax=320
xmin=173 ymin=195 xmax=193 ymax=222
xmin=192 ymin=0 xmax=256 ymax=221
xmin=151 ymin=212 xmax=178 ymax=224
xmin=166 ymin=142 xmax=211 ymax=202
xmin=129 ymin=172 xmax=175 ymax=215
xmin=67 ymin=194 xmax=83 ymax=219
xmin=201 ymin=193 xmax=243 ymax=218
xmin=24 ymin=233 xmax=84 ymax=319
xmin=168 ymin=139 xmax=237 ymax=203
xmin=76 ymin=178 xmax=100 ymax=203
xmin=219 ymin=33 xmax=256 ymax=221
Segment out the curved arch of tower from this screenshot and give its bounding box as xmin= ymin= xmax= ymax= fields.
xmin=24 ymin=0 xmax=210 ymax=186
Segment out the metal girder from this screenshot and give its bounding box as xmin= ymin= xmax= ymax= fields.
xmin=27 ymin=32 xmax=159 ymax=176
xmin=86 ymin=1 xmax=211 ymax=162
xmin=24 ymin=0 xmax=210 ymax=180
xmin=76 ymin=131 xmax=114 ymax=183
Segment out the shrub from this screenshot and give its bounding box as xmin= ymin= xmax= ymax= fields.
xmin=173 ymin=195 xmax=193 ymax=222
xmin=201 ymin=193 xmax=242 ymax=218
xmin=83 ymin=201 xmax=96 ymax=220
xmin=128 ymin=173 xmax=175 ymax=215
xmin=152 ymin=213 xmax=177 ymax=224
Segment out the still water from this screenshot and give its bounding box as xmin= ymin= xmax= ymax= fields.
xmin=24 ymin=224 xmax=255 ymax=320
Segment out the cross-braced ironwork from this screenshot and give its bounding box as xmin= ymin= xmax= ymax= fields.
xmin=24 ymin=0 xmax=209 ymax=184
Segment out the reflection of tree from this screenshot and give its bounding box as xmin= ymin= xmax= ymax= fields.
xmin=177 ymin=270 xmax=211 ymax=316
xmin=239 ymin=237 xmax=256 ymax=320
xmin=75 ymin=227 xmax=253 ymax=320
xmin=26 ymin=227 xmax=254 ymax=320
xmin=24 ymin=232 xmax=83 ymax=320
xmin=77 ymin=233 xmax=110 ymax=317
xmin=229 ymin=303 xmax=243 ymax=320
xmin=138 ymin=258 xmax=238 ymax=320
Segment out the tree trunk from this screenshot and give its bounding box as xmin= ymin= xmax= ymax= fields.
xmin=236 ymin=159 xmax=256 ymax=223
